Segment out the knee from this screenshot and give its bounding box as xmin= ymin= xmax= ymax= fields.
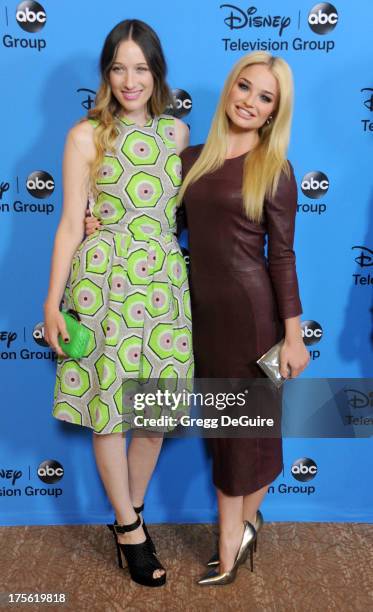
xmin=141 ymin=435 xmax=163 ymax=447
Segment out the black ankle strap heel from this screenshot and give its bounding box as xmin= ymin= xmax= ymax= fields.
xmin=107 ymin=503 xmax=157 ymax=555
xmin=109 ymin=515 xmax=166 ymax=587
xmin=113 ymin=515 xmax=141 ymax=536
xmin=110 ymin=515 xmax=141 ymax=568
xmin=133 ymin=503 xmax=145 ymax=513
xmin=133 ymin=503 xmax=156 ymax=555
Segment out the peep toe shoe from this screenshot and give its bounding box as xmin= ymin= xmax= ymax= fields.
xmin=108 ymin=515 xmax=166 ymax=587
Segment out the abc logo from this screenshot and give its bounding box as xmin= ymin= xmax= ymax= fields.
xmin=291 ymin=458 xmax=318 ymax=482
xmin=308 ymin=3 xmax=338 ymax=35
xmin=301 ymin=320 xmax=323 ymax=346
xmin=301 ymin=171 xmax=329 ymax=199
xmin=37 ymin=460 xmax=64 ymax=484
xmin=33 ymin=322 xmax=48 ymax=347
xmin=166 ymin=89 xmax=193 ymax=119
xmin=16 ymin=1 xmax=47 ymax=33
xmin=26 ymin=171 xmax=54 ymax=199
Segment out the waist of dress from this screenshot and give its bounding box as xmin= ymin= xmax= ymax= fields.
xmin=94 ymin=223 xmax=177 ymax=242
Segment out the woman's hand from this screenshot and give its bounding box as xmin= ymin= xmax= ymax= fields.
xmin=85 ymin=210 xmax=101 ymax=236
xmin=44 ymin=303 xmax=69 ymax=358
xmin=279 ymin=338 xmax=310 ymax=379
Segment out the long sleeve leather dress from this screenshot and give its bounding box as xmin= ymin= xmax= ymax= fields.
xmin=181 ymin=145 xmax=302 ymax=496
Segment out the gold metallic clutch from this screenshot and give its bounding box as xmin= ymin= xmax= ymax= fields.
xmin=256 ymin=339 xmax=286 ymax=388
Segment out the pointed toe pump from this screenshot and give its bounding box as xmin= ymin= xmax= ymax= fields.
xmin=198 ymin=521 xmax=256 ymax=586
xmin=206 ymin=509 xmax=263 ymax=567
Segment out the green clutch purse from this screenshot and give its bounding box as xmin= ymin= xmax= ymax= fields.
xmin=58 ymin=310 xmax=90 ymax=359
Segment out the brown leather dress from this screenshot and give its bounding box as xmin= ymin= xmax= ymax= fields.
xmin=180 ymin=145 xmax=302 ymax=496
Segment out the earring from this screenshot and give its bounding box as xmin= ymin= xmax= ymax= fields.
xmin=266 ymin=115 xmax=273 ymax=125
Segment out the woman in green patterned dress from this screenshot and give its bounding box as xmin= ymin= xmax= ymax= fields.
xmin=44 ymin=19 xmax=193 ymax=587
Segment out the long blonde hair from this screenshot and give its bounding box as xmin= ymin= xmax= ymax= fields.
xmin=178 ymin=52 xmax=294 ymax=222
xmin=87 ymin=19 xmax=172 ymax=191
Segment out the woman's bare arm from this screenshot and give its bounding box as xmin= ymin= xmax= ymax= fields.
xmin=44 ymin=121 xmax=95 ymax=355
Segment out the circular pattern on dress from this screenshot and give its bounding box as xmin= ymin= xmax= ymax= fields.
xmin=134 ymin=260 xmax=148 ymax=278
xmin=77 ymin=289 xmax=94 ymax=308
xmin=54 ymin=116 xmax=194 ymax=434
xmin=129 ymin=302 xmax=144 ymax=322
xmin=172 ymin=261 xmax=182 ymax=279
xmin=111 ymin=274 xmax=125 ymax=294
xmin=136 ymin=182 xmax=155 ymax=201
xmin=91 ymin=248 xmax=105 ymax=266
xmin=164 ymin=127 xmax=175 ymax=141
xmin=152 ymin=290 xmax=166 ymax=308
xmin=176 ymin=334 xmax=189 ymax=353
xmin=133 ymin=141 xmax=151 ymax=158
xmin=105 ymin=318 xmax=118 ymax=339
xmin=100 ymin=202 xmax=115 ymax=218
xmin=158 ymin=330 xmax=172 ymax=350
xmin=100 ymin=164 xmax=115 ymax=179
xmin=63 ymin=368 xmax=81 ymax=390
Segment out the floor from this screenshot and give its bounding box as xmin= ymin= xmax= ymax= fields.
xmin=1 ymin=522 xmax=373 ymax=611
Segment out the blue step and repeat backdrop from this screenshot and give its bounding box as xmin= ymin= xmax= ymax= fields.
xmin=1 ymin=1 xmax=372 ymax=525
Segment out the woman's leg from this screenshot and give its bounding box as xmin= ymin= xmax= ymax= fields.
xmin=242 ymin=484 xmax=269 ymax=523
xmin=216 ymin=488 xmax=244 ymax=573
xmin=127 ymin=433 xmax=163 ymax=508
xmin=92 ymin=431 xmax=165 ymax=578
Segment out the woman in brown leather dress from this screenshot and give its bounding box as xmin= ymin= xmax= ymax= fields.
xmin=179 ymin=51 xmax=310 ymax=585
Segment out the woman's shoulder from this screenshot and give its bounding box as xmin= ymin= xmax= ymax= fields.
xmin=279 ymin=159 xmax=296 ymax=187
xmin=270 ymin=159 xmax=296 ymax=190
xmin=285 ymin=159 xmax=295 ymax=174
xmin=69 ymin=119 xmax=95 ymax=144
xmin=66 ymin=119 xmax=96 ymax=161
xmin=171 ymin=117 xmax=190 ymax=154
xmin=180 ymin=143 xmax=204 ymax=162
xmin=265 ymin=159 xmax=297 ymax=211
xmin=179 ymin=144 xmax=204 ymax=175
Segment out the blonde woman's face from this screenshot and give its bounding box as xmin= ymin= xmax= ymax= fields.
xmin=226 ymin=64 xmax=279 ymax=131
xmin=109 ymin=40 xmax=154 ymax=118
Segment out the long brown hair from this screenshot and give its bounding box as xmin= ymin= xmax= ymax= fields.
xmin=88 ymin=19 xmax=172 ymax=190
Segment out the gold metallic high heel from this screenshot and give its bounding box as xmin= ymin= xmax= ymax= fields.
xmin=197 ymin=521 xmax=256 ymax=586
xmin=206 ymin=509 xmax=263 ymax=567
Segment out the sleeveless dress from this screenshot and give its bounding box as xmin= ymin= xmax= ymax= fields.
xmin=53 ymin=115 xmax=194 ymax=434
xmin=181 ymin=145 xmax=302 ymax=496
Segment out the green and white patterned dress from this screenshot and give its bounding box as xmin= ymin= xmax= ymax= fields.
xmin=53 ymin=115 xmax=194 ymax=434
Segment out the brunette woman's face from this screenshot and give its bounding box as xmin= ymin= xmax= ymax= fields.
xmin=109 ymin=39 xmax=154 ymax=118
xmin=225 ymin=64 xmax=279 ymax=131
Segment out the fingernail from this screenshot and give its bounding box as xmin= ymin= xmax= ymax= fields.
xmin=64 ymin=338 xmax=69 ymax=343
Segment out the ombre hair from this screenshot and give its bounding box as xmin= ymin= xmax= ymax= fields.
xmin=178 ymin=52 xmax=294 ymax=222
xmin=87 ymin=19 xmax=172 ymax=189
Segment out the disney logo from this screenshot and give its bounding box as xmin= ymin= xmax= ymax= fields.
xmin=220 ymin=4 xmax=291 ymax=36
xmin=344 ymin=389 xmax=373 ymax=409
xmin=0 ymin=331 xmax=17 ymax=348
xmin=0 ymin=181 xmax=10 ymax=200
xmin=0 ymin=469 xmax=22 ymax=486
xmin=77 ymin=88 xmax=96 ymax=111
xmin=352 ymin=246 xmax=373 ymax=268
xmin=361 ymin=88 xmax=373 ymax=112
